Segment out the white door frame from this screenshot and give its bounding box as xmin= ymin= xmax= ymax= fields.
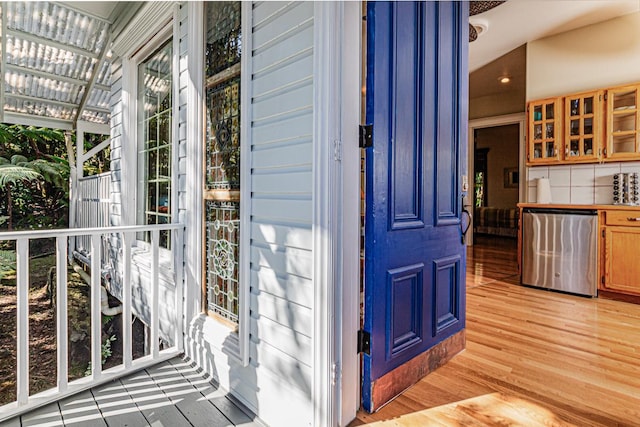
xmin=467 ymin=113 xmax=526 ymax=246
xmin=314 ymin=2 xmax=361 ymax=426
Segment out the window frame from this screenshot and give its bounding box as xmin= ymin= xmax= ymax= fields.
xmin=129 ymin=22 xmax=179 ymax=253
xmin=194 ymin=1 xmax=251 ymax=366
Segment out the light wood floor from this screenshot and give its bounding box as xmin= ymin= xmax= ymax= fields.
xmin=5 ymin=358 xmax=260 ymax=427
xmin=352 ymin=235 xmax=640 ymax=426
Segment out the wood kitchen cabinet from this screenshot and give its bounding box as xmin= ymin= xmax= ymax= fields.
xmin=564 ymin=90 xmax=603 ymax=162
xmin=527 ymin=97 xmax=562 ymax=164
xmin=601 ymin=210 xmax=640 ymax=296
xmin=605 ymin=84 xmax=640 ymax=160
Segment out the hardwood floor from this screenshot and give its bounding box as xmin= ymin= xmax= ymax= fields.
xmin=352 ymin=235 xmax=640 ymax=426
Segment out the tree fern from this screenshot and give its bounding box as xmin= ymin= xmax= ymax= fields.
xmin=0 ymin=164 xmax=42 ymax=186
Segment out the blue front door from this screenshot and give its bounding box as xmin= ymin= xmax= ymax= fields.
xmin=362 ymin=1 xmax=469 ymax=412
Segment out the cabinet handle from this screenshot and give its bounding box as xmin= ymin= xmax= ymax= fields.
xmin=626 ymin=217 xmax=640 ymax=221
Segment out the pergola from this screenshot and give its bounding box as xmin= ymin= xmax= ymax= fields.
xmin=0 ymin=1 xmax=132 ymax=131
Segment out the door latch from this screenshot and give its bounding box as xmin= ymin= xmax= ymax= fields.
xmin=359 ymin=124 xmax=373 ymax=149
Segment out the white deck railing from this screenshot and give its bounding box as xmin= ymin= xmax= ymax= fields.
xmin=0 ymin=224 xmax=185 ymax=422
xmin=72 ymin=172 xmax=111 ymax=258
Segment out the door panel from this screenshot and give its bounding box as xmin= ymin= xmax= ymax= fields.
xmin=362 ymin=1 xmax=468 ymax=412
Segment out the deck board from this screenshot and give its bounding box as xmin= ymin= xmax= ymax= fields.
xmin=165 ymin=359 xmax=258 ymax=427
xmin=7 ymin=357 xmax=259 ymax=427
xmin=59 ymin=390 xmax=108 ymax=427
xmin=119 ymin=369 xmax=192 ymax=426
xmin=20 ymin=403 xmax=63 ymax=427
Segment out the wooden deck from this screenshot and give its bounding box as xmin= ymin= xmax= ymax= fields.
xmin=352 ymin=235 xmax=640 ymax=426
xmin=5 ymin=358 xmax=260 ymax=427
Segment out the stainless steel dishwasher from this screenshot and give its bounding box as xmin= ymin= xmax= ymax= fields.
xmin=521 ymin=208 xmax=598 ymax=297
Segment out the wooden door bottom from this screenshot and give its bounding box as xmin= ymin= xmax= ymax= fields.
xmin=368 ymin=329 xmax=465 ymax=413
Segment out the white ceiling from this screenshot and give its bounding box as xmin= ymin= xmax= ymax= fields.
xmin=58 ymin=1 xmax=119 ymax=22
xmin=469 ymin=0 xmax=640 ymax=72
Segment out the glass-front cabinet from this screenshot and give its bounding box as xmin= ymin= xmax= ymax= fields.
xmin=527 ymin=97 xmax=562 ymax=164
xmin=564 ymin=91 xmax=602 ymax=162
xmin=606 ymin=84 xmax=640 ymax=160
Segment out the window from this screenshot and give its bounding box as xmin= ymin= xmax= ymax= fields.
xmin=137 ymin=39 xmax=173 ymax=248
xmin=204 ymin=2 xmax=242 ymax=325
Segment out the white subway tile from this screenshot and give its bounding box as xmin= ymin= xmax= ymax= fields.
xmin=527 ymin=167 xmax=549 ymax=181
xmin=548 ymin=166 xmax=571 ymax=187
xmin=595 ymin=186 xmax=614 ymax=205
xmin=550 ymin=186 xmax=570 ymax=204
xmin=570 ymin=187 xmax=594 ymax=204
xmin=527 ymin=187 xmax=537 ymax=203
xmin=594 ymin=164 xmax=621 ymax=186
xmin=570 ymin=165 xmax=595 ymax=187
xmin=621 ymin=161 xmax=640 ymax=174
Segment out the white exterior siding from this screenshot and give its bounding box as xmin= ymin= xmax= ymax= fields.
xmin=108 ymin=2 xmax=323 ymax=425
xmin=184 ymin=2 xmax=318 ymax=426
xmin=177 ymin=4 xmax=189 ymax=226
xmin=109 ymin=58 xmax=123 ymax=227
xmin=247 ymin=0 xmax=315 ymax=419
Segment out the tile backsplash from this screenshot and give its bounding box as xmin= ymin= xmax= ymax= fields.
xmin=526 ymin=161 xmax=640 ymax=205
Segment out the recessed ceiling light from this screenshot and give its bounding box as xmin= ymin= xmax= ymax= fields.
xmin=499 ymin=76 xmax=511 ymax=84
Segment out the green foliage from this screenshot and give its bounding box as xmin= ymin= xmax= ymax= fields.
xmin=0 ymin=250 xmax=16 ymax=280
xmin=84 ymin=335 xmax=117 ymax=376
xmin=0 ymin=164 xmax=42 ymax=186
xmin=0 ymin=125 xmax=71 ymax=231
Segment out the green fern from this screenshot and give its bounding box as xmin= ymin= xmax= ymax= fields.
xmin=0 ymin=164 xmax=42 ymax=186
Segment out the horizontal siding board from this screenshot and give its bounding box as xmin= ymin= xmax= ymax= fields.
xmin=229 ymin=360 xmax=313 ymax=426
xmin=252 ymin=26 xmax=313 ymax=75
xmin=251 ymin=144 xmax=313 ymax=171
xmin=252 ymin=84 xmax=313 ymax=120
xmin=251 ymin=266 xmax=312 ymax=307
xmin=251 ymin=171 xmax=313 ymax=198
xmin=251 ymin=141 xmax=312 ymax=169
xmin=251 ymin=222 xmax=312 ymax=251
xmin=250 ymin=290 xmax=312 ymax=337
xmin=251 ymin=243 xmax=312 ymax=279
xmin=251 ymin=113 xmax=312 ymax=145
xmin=251 ymin=199 xmax=312 ymax=225
xmin=252 ymin=57 xmax=312 ymax=99
xmin=252 ymin=1 xmax=294 ymax=27
xmin=250 ymin=316 xmax=311 ymax=365
xmin=252 ymin=2 xmax=313 ymax=52
xmin=249 ymin=338 xmax=313 ymax=396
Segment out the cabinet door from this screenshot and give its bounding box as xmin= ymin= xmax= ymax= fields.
xmin=565 ymin=91 xmax=602 ymax=162
xmin=528 ymin=98 xmax=562 ymax=164
xmin=604 ymin=226 xmax=640 ymax=295
xmin=606 ymin=85 xmax=640 ymax=160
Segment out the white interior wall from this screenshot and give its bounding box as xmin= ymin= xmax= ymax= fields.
xmin=527 ymin=11 xmax=640 ymax=101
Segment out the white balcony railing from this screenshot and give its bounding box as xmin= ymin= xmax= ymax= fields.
xmin=0 ymin=224 xmax=184 ymax=422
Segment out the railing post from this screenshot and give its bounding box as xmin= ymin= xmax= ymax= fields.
xmin=90 ymin=233 xmax=102 ymax=380
xmin=122 ymin=231 xmax=133 ymax=369
xmin=56 ymin=237 xmax=69 ymax=393
xmin=16 ymin=238 xmax=29 ymax=406
xmin=174 ymin=227 xmax=184 ymax=352
xmin=150 ymin=230 xmax=159 ymax=359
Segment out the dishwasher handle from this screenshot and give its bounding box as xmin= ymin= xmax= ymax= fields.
xmin=523 ymin=208 xmax=597 ymax=216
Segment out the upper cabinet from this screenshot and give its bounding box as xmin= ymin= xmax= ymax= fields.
xmin=564 ymin=91 xmax=603 ymax=163
xmin=606 ymin=84 xmax=640 ymax=160
xmin=526 ymin=82 xmax=640 ymax=165
xmin=527 ymin=97 xmax=562 ymax=164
